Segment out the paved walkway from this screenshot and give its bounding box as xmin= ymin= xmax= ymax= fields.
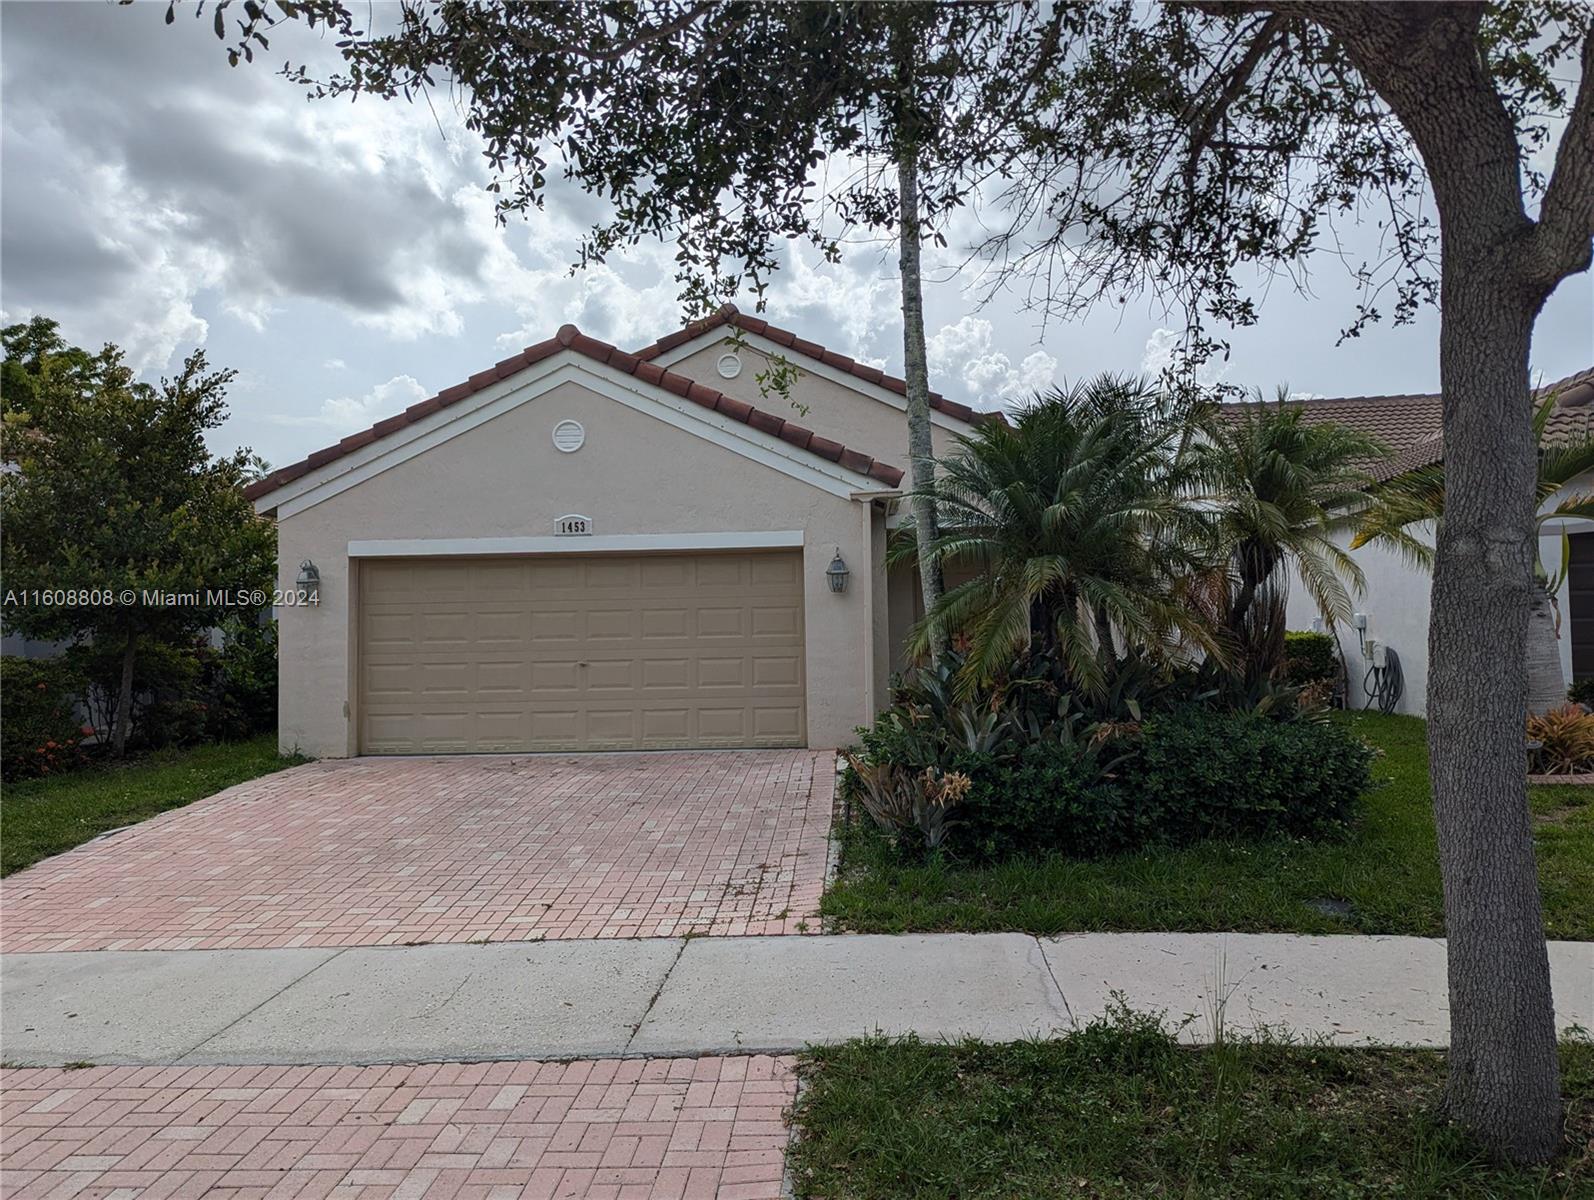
xmin=0 ymin=752 xmax=832 ymax=952
xmin=0 ymin=1055 xmax=795 ymax=1200
xmin=6 ymin=933 xmax=1591 ymax=1065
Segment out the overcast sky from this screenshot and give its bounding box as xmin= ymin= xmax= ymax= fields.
xmin=2 ymin=1 xmax=1590 ymax=470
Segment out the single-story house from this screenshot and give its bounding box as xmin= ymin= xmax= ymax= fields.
xmin=1279 ymin=364 xmax=1594 ymax=714
xmin=246 ymin=307 xmax=996 ymax=757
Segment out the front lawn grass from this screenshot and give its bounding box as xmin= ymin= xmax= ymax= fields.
xmin=0 ymin=735 xmax=307 ymax=876
xmin=787 ymin=1016 xmax=1594 ymax=1199
xmin=821 ymin=711 xmax=1594 ymax=939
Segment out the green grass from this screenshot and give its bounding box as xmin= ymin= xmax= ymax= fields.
xmin=787 ymin=1016 xmax=1594 ymax=1199
xmin=0 ymin=735 xmax=308 ymax=876
xmin=821 ymin=712 xmax=1594 ymax=939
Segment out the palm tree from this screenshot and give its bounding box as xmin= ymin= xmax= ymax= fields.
xmin=901 ymin=375 xmax=1214 ymax=695
xmin=1195 ymin=394 xmax=1384 ymax=682
xmin=1354 ymin=390 xmax=1594 ymax=714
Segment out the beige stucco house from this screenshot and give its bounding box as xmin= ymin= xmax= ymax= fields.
xmin=247 ymin=307 xmax=995 ymax=757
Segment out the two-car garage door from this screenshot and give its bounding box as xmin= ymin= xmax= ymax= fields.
xmin=358 ymin=552 xmax=806 ymax=753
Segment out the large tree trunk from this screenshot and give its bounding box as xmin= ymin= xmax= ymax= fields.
xmin=110 ymin=631 xmax=137 ymax=757
xmin=1526 ymin=576 xmax=1568 ymax=715
xmin=1427 ymin=272 xmax=1561 ymax=1162
xmin=898 ymin=148 xmax=947 ymax=663
xmin=1309 ymin=3 xmax=1581 ymax=1162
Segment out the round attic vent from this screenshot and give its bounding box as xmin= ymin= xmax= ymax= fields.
xmin=551 ymin=419 xmax=585 ymax=453
xmin=716 ymin=351 xmax=743 ymax=379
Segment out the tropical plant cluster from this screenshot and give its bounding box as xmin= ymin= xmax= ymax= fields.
xmin=1527 ymin=704 xmax=1594 ymax=776
xmin=847 ymin=648 xmax=1372 ymax=862
xmin=847 ymin=377 xmax=1385 ymax=861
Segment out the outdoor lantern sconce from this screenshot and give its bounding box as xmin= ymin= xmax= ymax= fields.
xmin=296 ymin=559 xmax=321 ymax=606
xmin=825 ymin=548 xmax=850 ymax=594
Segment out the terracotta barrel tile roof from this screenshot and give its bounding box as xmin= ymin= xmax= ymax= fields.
xmin=1224 ymin=365 xmax=1594 ymax=481
xmin=245 ymin=324 xmax=905 ymax=503
xmin=631 ymin=303 xmax=1004 ymax=427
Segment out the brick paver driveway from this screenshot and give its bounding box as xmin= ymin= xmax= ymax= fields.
xmin=0 ymin=750 xmax=832 ymax=953
xmin=0 ymin=1055 xmax=796 ymax=1200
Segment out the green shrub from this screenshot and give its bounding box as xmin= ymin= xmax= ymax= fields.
xmin=954 ymin=741 xmax=1132 ymax=860
xmin=198 ymin=618 xmax=278 ymax=741
xmin=66 ymin=639 xmax=206 ymax=751
xmin=1568 ymin=677 xmax=1594 ymax=707
xmin=1124 ymin=707 xmax=1371 ymax=842
xmin=1283 ymin=631 xmax=1338 ymax=686
xmin=850 ymin=647 xmax=1372 ymax=860
xmin=0 ymin=655 xmax=90 ymax=780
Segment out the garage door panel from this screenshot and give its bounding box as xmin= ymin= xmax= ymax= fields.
xmin=359 ymin=551 xmax=805 ymax=752
xmin=586 ymin=660 xmax=636 ymax=691
xmin=641 ymin=658 xmax=692 ymax=689
xmin=530 ymin=610 xmax=582 ymax=643
xmin=696 ymin=608 xmax=745 ymax=638
xmin=749 ymin=555 xmax=801 ymax=587
xmin=585 ymin=609 xmax=637 ymax=641
xmin=753 ymin=706 xmax=803 ymax=741
xmin=528 ymin=661 xmax=579 ymax=691
xmin=698 ymin=657 xmax=746 ymax=688
xmin=751 ymin=605 xmax=801 ymax=638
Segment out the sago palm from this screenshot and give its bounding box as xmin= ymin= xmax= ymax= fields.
xmin=900 ymin=375 xmax=1214 ymax=696
xmin=1196 ymin=394 xmax=1383 ymax=681
xmin=1354 ymin=390 xmax=1594 ymax=713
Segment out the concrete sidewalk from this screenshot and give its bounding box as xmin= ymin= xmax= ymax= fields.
xmin=4 ymin=933 xmax=1590 ymax=1066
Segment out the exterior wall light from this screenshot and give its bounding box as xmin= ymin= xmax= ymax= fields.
xmin=825 ymin=548 xmax=850 ymax=594
xmin=296 ymin=559 xmax=321 ymax=605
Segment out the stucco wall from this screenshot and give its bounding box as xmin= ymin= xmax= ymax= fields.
xmin=274 ymin=377 xmax=885 ymax=757
xmin=666 ymin=338 xmax=973 ymax=467
xmin=1283 ymin=470 xmax=1594 ymax=715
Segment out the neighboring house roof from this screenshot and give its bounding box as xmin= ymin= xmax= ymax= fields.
xmin=1235 ymin=365 xmax=1594 ymax=481
xmin=632 ymin=303 xmax=1003 ymax=427
xmin=244 ymin=323 xmax=906 ymax=503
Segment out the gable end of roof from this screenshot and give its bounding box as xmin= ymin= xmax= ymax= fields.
xmin=245 ymin=324 xmax=905 ymax=504
xmin=632 ymin=303 xmax=1003 ymax=427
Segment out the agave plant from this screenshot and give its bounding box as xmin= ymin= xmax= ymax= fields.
xmin=900 ymin=376 xmax=1217 ymax=697
xmin=1193 ymin=392 xmax=1384 ymax=683
xmin=1354 ymin=389 xmax=1594 ymax=714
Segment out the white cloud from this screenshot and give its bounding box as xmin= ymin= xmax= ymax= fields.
xmin=324 ymin=358 xmax=348 ymax=371
xmin=1140 ymin=327 xmax=1231 ymax=388
xmin=927 ymin=315 xmax=1058 ymax=407
xmin=276 ymin=374 xmax=429 ymax=434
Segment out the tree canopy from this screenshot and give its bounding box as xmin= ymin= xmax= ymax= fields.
xmin=0 ymin=318 xmax=275 ymax=753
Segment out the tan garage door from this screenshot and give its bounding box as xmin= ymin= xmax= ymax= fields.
xmin=358 ymin=552 xmax=806 ymax=753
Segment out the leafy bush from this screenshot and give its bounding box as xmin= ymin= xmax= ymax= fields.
xmin=1568 ymin=677 xmax=1594 ymax=708
xmin=67 ymin=639 xmax=206 ymax=751
xmin=1283 ymin=631 xmax=1338 ymax=686
xmin=0 ymin=656 xmax=90 ymax=781
xmin=1123 ymin=707 xmax=1372 ymax=842
xmin=1527 ymin=704 xmax=1594 ymax=775
xmin=848 ymin=648 xmax=1371 ymax=861
xmin=954 ymin=741 xmax=1133 ymax=860
xmin=197 ymin=618 xmax=278 ymax=741
xmin=62 ymin=621 xmax=276 ymax=751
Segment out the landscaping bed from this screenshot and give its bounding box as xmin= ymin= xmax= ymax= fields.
xmin=787 ymin=1015 xmax=1594 ymax=1198
xmin=823 ymin=711 xmax=1594 ymax=939
xmin=0 ymin=734 xmax=307 ymax=876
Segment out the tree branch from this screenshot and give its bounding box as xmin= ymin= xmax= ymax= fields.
xmin=1521 ymin=28 xmax=1594 ymax=292
xmin=1182 ymin=13 xmax=1288 ymax=184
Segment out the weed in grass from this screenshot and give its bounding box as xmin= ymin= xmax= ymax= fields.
xmin=788 ymin=1011 xmax=1594 ymax=1199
